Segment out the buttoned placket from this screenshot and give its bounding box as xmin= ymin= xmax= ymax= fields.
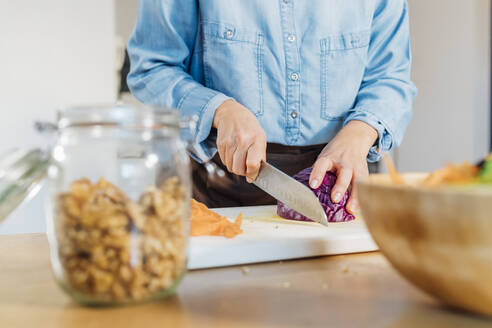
xmin=279 ymin=0 xmax=301 ymax=144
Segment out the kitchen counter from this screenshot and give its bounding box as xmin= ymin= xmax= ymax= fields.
xmin=0 ymin=234 xmax=490 ymax=328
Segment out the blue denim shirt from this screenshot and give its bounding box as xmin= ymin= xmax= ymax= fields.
xmin=127 ymin=0 xmax=416 ymax=162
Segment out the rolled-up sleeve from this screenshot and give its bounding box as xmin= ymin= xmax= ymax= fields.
xmin=344 ymin=0 xmax=417 ymax=162
xmin=127 ymin=0 xmax=232 ymax=161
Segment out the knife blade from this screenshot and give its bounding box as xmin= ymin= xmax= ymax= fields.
xmin=253 ymin=161 xmax=328 ymax=226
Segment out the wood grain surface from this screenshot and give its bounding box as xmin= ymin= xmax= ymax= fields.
xmin=0 ymin=233 xmax=490 ymax=328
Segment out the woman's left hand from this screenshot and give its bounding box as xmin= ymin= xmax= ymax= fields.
xmin=309 ymin=120 xmax=378 ymax=214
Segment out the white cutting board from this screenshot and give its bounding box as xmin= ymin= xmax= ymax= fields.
xmin=187 ymin=205 xmax=378 ymax=270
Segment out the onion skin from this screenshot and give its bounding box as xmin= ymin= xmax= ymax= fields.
xmin=276 ymin=168 xmax=355 ymax=223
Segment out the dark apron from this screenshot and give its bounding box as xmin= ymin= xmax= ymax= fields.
xmin=191 ymin=143 xmax=325 ymax=208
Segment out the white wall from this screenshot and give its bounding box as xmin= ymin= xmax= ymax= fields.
xmin=0 ymin=0 xmax=117 ymax=234
xmin=115 ymin=0 xmax=138 ymax=93
xmin=116 ymin=0 xmax=138 ymax=42
xmin=398 ymin=0 xmax=491 ymax=171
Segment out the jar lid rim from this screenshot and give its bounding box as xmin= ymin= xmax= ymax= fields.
xmin=56 ymin=103 xmax=181 ymax=130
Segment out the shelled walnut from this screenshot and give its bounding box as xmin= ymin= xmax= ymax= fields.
xmin=55 ymin=177 xmax=188 ymax=303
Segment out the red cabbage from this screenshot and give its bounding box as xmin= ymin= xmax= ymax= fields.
xmin=277 ymin=167 xmax=355 ymax=223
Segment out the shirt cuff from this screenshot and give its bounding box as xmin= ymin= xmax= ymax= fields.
xmin=178 ymin=86 xmax=233 ymax=163
xmin=343 ymin=110 xmax=393 ymax=163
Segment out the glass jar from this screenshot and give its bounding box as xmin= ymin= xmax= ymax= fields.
xmin=0 ymin=104 xmax=194 ymax=306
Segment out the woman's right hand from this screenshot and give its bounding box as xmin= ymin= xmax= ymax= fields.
xmin=213 ymin=100 xmax=267 ymax=183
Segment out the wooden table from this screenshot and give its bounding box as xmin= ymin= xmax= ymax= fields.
xmin=0 ymin=234 xmax=490 ymax=328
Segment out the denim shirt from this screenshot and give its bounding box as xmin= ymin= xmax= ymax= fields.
xmin=127 ymin=0 xmax=416 ymax=162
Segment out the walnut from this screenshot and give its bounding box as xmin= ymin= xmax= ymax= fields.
xmin=60 ymin=194 xmax=82 ymax=218
xmin=144 ymin=255 xmax=167 ymax=276
xmin=94 ymin=178 xmax=127 ymax=204
xmin=91 ymin=246 xmax=107 ymax=269
xmin=101 ymin=232 xmax=130 ymax=249
xmin=97 ymin=213 xmax=128 ymax=230
xmin=119 ymin=248 xmax=130 ymax=265
xmin=69 ymin=178 xmax=93 ymax=202
xmin=55 ymin=176 xmax=187 ymax=303
xmin=142 ymin=236 xmax=164 ymax=255
xmin=119 ymin=265 xmax=133 ymax=283
xmin=70 ymin=269 xmax=89 ymax=287
xmin=111 ymin=282 xmax=127 ymax=300
xmin=90 ymin=266 xmax=114 ymax=293
xmin=126 ymin=202 xmax=147 ymax=230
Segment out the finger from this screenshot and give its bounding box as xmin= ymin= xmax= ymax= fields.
xmin=217 ymin=141 xmax=227 ymax=168
xmin=231 ymin=145 xmax=248 ymax=176
xmin=346 ymin=184 xmax=360 ymax=215
xmin=310 ymin=157 xmax=334 ymax=189
xmin=245 ymin=140 xmax=266 ymax=182
xmin=347 ymin=195 xmax=359 ymax=215
xmin=224 ymin=140 xmax=237 ymax=173
xmin=347 ymin=166 xmax=369 ymax=213
xmin=331 ymin=167 xmax=353 ymax=204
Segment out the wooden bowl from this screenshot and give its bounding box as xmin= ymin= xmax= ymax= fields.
xmin=356 ymin=173 xmax=492 ymax=315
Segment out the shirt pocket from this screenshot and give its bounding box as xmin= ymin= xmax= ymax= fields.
xmin=320 ymin=30 xmax=370 ymax=120
xmin=201 ymin=21 xmax=264 ymax=116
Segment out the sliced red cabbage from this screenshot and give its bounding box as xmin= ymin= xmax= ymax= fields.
xmin=277 ymin=167 xmax=355 ymax=223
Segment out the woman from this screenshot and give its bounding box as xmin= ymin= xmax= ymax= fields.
xmin=127 ymin=0 xmax=416 ymax=212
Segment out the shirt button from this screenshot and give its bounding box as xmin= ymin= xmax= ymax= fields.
xmin=290 ymin=111 xmax=298 ymax=119
xmin=287 ymin=35 xmax=296 ymax=42
xmin=224 ymin=30 xmax=233 ymax=38
xmin=290 ymin=72 xmax=299 ymax=81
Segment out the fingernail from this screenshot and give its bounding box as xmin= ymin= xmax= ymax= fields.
xmin=310 ymin=179 xmax=319 ymax=189
xmin=348 ymin=203 xmax=359 ymax=214
xmin=333 ymin=192 xmax=343 ymax=203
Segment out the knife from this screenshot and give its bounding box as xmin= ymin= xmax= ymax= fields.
xmin=253 ymin=161 xmax=328 ymax=226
